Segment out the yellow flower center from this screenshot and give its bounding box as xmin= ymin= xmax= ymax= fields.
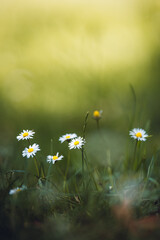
xmin=23 ymin=132 xmax=29 ymax=137
xmin=74 ymin=141 xmax=79 ymax=145
xmin=28 ymin=148 xmax=34 ymax=153
xmin=16 ymin=188 xmax=21 ymax=192
xmin=93 ymin=110 xmax=100 ymax=118
xmin=53 ymin=156 xmax=58 ymax=160
xmin=65 ymin=135 xmax=70 ymax=139
xmin=136 ymin=132 xmax=142 ymax=138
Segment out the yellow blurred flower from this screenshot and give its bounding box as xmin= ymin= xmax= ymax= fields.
xmin=93 ymin=110 xmax=103 ymax=120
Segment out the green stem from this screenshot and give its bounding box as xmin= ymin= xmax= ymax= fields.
xmin=63 ymin=150 xmax=71 ymax=192
xmin=83 ymin=111 xmax=89 ymax=139
xmin=46 ymin=163 xmax=52 ymax=188
xmin=46 ymin=139 xmax=54 ymax=187
xmin=33 ymin=155 xmax=40 ymax=178
xmin=84 ymin=151 xmax=99 ymax=191
xmin=81 ymin=112 xmax=89 ymax=191
xmin=133 ymin=140 xmax=138 ymax=171
xmin=106 ymin=150 xmax=114 ymax=189
xmin=28 ymin=139 xmax=40 ymax=178
xmin=40 ymin=159 xmax=45 ymax=178
xmin=96 ymin=119 xmax=100 ymax=131
xmin=23 ymin=157 xmax=28 ymax=185
xmin=81 ymin=147 xmax=85 ymax=190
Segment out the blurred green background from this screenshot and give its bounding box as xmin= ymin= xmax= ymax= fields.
xmin=0 ymin=0 xmax=160 ymax=170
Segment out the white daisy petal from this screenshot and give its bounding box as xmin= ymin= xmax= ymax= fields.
xmin=129 ymin=128 xmax=148 ymax=141
xmin=46 ymin=155 xmax=52 ymax=163
xmin=9 ymin=185 xmax=27 ymax=195
xmin=16 ymin=130 xmax=35 ymax=141
xmin=59 ymin=133 xmax=77 ymax=143
xmin=22 ymin=143 xmax=40 ymax=158
xmin=68 ymin=137 xmax=85 ymax=150
xmin=46 ymin=152 xmax=64 ymax=164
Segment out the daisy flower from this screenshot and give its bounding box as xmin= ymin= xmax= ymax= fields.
xmin=22 ymin=143 xmax=40 ymax=158
xmin=93 ymin=110 xmax=103 ymax=120
xmin=129 ymin=128 xmax=148 ymax=141
xmin=9 ymin=185 xmax=27 ymax=195
xmin=59 ymin=133 xmax=77 ymax=143
xmin=69 ymin=137 xmax=85 ymax=150
xmin=47 ymin=152 xmax=64 ymax=164
xmin=17 ymin=130 xmax=35 ymax=141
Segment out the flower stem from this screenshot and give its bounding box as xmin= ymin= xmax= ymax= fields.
xmin=84 ymin=150 xmax=99 ymax=190
xmin=46 ymin=139 xmax=54 ymax=186
xmin=106 ymin=150 xmax=114 ymax=189
xmin=96 ymin=119 xmax=100 ymax=130
xmin=28 ymin=139 xmax=40 ymax=178
xmin=81 ymin=146 xmax=85 ymax=190
xmin=82 ymin=111 xmax=89 ymax=190
xmin=133 ymin=140 xmax=138 ymax=170
xmin=63 ymin=149 xmax=70 ymax=192
xmin=83 ymin=111 xmax=89 ymax=139
xmin=34 ymin=156 xmax=40 ymax=178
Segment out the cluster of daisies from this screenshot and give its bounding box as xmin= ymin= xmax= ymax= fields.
xmin=16 ymin=130 xmax=85 ymax=165
xmin=9 ymin=131 xmax=85 ymax=195
xmin=59 ymin=133 xmax=85 ymax=149
xmin=16 ymin=127 xmax=149 ymax=168
xmin=17 ymin=130 xmax=40 ymax=158
xmin=47 ymin=134 xmax=85 ymax=164
xmin=10 ymin=110 xmax=149 ymax=196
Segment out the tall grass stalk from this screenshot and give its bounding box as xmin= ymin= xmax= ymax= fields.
xmin=106 ymin=150 xmax=115 ymax=190
xmin=81 ymin=111 xmax=89 ymax=190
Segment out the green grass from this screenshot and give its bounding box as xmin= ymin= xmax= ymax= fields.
xmin=1 ymin=110 xmax=160 ymax=240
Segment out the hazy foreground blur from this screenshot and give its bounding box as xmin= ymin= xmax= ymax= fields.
xmin=0 ymin=0 xmax=160 ymax=164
